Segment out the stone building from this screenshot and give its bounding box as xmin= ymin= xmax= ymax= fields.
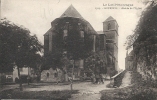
xmin=43 ymin=5 xmax=119 ymax=81
xmin=125 ymin=50 xmax=134 ymax=71
xmin=103 ymin=16 xmax=119 ymax=72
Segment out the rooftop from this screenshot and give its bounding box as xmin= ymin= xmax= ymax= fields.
xmin=60 ymin=5 xmax=84 ymax=19
xmin=103 ymin=16 xmax=115 ymax=22
xmin=97 ymin=31 xmax=104 ymax=34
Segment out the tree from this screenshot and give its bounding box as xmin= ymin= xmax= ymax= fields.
xmin=125 ymin=1 xmax=157 ymax=50
xmin=85 ymin=52 xmax=107 ymax=76
xmin=0 ymin=18 xmax=43 ymax=90
xmin=125 ymin=1 xmax=157 ymax=80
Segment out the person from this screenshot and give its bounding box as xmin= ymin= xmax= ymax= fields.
xmin=100 ymin=74 xmax=104 ymax=84
xmin=95 ymin=74 xmax=99 ymax=84
xmin=91 ymin=73 xmax=96 ymax=84
xmin=84 ymin=73 xmax=87 ymax=80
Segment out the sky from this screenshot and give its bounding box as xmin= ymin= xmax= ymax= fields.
xmin=1 ymin=0 xmax=146 ymax=69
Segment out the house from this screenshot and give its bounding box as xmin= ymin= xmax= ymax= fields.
xmin=43 ymin=5 xmax=119 ymax=82
xmin=125 ymin=50 xmax=134 ymax=71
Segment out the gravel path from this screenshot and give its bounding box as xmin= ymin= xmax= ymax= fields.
xmin=68 ymin=81 xmax=112 ymax=100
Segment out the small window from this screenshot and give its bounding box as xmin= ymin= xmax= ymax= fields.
xmin=80 ymin=31 xmax=84 ymax=38
xmin=63 ymin=30 xmax=68 ymax=42
xmin=47 ymin=72 xmax=49 ymax=78
xmin=108 ymin=23 xmax=111 ymax=30
xmin=64 ymin=22 xmax=69 ymax=29
xmin=54 ymin=73 xmax=58 ymax=77
xmin=63 ymin=30 xmax=68 ymax=37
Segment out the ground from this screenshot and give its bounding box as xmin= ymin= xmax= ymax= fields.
xmin=0 ymin=71 xmax=137 ymax=100
xmin=68 ymin=81 xmax=112 ymax=100
xmin=1 ymin=80 xmax=112 ymax=100
xmin=120 ymin=71 xmax=132 ymax=88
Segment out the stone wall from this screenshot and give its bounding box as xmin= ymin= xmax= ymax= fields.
xmin=41 ymin=68 xmax=64 ymax=82
xmin=134 ymin=47 xmax=157 ymax=80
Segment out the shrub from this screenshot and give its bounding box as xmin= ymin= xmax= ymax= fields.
xmin=101 ymin=85 xmax=157 ymax=100
xmin=0 ymin=89 xmax=78 ymax=99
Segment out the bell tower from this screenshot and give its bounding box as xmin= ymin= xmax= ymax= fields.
xmin=103 ymin=16 xmax=119 ymax=71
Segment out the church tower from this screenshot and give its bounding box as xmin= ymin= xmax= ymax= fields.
xmin=103 ymin=16 xmax=119 ymax=71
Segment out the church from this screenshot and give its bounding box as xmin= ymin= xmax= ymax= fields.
xmin=43 ymin=5 xmax=118 ymax=81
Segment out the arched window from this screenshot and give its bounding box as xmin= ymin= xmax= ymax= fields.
xmin=108 ymin=23 xmax=111 ymax=30
xmin=80 ymin=31 xmax=84 ymax=38
xmin=80 ymin=31 xmax=84 ymax=42
xmin=64 ymin=22 xmax=69 ymax=29
xmin=63 ymin=29 xmax=68 ymax=42
xmin=63 ymin=30 xmax=68 ymax=37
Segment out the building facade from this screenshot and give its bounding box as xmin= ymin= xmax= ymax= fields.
xmin=125 ymin=50 xmax=134 ymax=71
xmin=103 ymin=16 xmax=119 ymax=72
xmin=43 ymin=5 xmax=119 ymax=81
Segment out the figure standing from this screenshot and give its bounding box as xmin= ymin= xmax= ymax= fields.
xmin=100 ymin=74 xmax=104 ymax=84
xmin=95 ymin=74 xmax=99 ymax=84
xmin=91 ymin=73 xmax=96 ymax=83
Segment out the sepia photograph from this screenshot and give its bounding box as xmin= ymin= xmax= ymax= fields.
xmin=0 ymin=0 xmax=157 ymax=100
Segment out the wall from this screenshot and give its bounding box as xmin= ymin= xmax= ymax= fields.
xmin=44 ymin=34 xmax=49 ymax=55
xmin=133 ymin=47 xmax=157 ymax=80
xmin=104 ymin=20 xmax=118 ymax=71
xmin=41 ymin=68 xmax=64 ymax=82
xmin=103 ymin=21 xmax=117 ymax=31
xmin=125 ymin=56 xmax=134 ymax=71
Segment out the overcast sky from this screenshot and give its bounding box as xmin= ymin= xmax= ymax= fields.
xmin=1 ymin=0 xmax=145 ymax=69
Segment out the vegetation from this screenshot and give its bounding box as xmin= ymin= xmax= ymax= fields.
xmin=0 ymin=18 xmax=43 ymax=90
xmin=125 ymin=1 xmax=157 ymax=49
xmin=101 ymin=85 xmax=157 ymax=100
xmin=101 ymin=71 xmax=157 ymax=100
xmin=85 ymin=51 xmax=107 ymax=75
xmin=0 ymin=89 xmax=78 ymax=100
xmin=125 ymin=1 xmax=157 ymax=81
